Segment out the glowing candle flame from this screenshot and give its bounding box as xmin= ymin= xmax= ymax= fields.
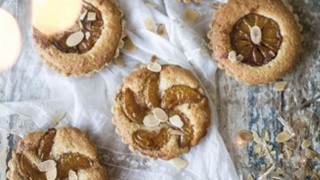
xmin=0 ymin=9 xmax=21 ymax=72
xmin=32 ymin=0 xmax=82 ymax=35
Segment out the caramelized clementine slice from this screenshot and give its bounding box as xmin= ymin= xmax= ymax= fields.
xmin=16 ymin=153 xmax=46 ymax=179
xmin=122 ymin=89 xmax=145 ymax=123
xmin=38 ymin=128 xmax=56 ymax=161
xmin=144 ymin=73 xmax=160 ymax=108
xmin=231 ymin=14 xmax=282 ymax=66
xmin=161 ymin=85 xmax=202 ymax=109
xmin=56 ymin=153 xmax=92 ymax=179
xmin=133 ymin=128 xmax=170 ymax=150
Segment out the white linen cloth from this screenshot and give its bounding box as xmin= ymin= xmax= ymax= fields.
xmin=0 ymin=0 xmax=238 ymax=179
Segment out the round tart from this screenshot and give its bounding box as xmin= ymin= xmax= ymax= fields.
xmin=33 ymin=0 xmax=125 ymax=77
xmin=112 ymin=64 xmax=211 ymax=160
xmin=7 ymin=127 xmax=107 ymax=180
xmin=208 ymin=0 xmax=302 ymax=84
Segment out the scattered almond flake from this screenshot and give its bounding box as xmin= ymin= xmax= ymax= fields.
xmin=254 ymin=144 xmax=262 ymax=154
xmin=68 ymin=170 xmax=78 ymax=180
xmin=68 ymin=23 xmax=80 ymax=32
xmin=271 ymin=151 xmax=276 ymax=156
xmin=276 ymin=131 xmax=293 ymax=143
xmin=80 ymin=10 xmax=88 ymax=21
xmin=276 ymin=167 xmax=284 ymax=175
xmin=87 ymin=12 xmax=96 ymax=21
xmin=184 ymin=9 xmax=199 ymax=23
xmin=285 ymin=141 xmax=295 ymax=150
xmin=250 ymin=26 xmax=262 ymax=45
xmin=252 ymin=131 xmax=262 ymax=144
xmin=124 ymin=37 xmax=136 ymax=52
xmin=144 ymin=18 xmax=155 ymax=31
xmin=247 ymin=174 xmax=254 ymax=180
xmin=156 ymin=24 xmax=167 ymax=36
xmin=286 ymin=149 xmax=293 ymax=158
xmin=210 ymin=2 xmax=220 ymax=9
xmin=85 ymin=32 xmax=91 ymax=40
xmin=169 ymin=115 xmax=184 ymax=128
xmin=264 ymin=132 xmax=270 ymax=141
xmin=193 ymin=0 xmax=201 ymax=3
xmin=267 ymin=144 xmax=273 ymax=151
xmin=114 ymin=57 xmax=124 ymax=67
xmin=237 ymin=130 xmax=253 ymax=142
xmin=305 ymin=148 xmax=318 ymax=159
xmin=171 ymin=157 xmax=188 ymax=170
xmin=301 ymin=139 xmax=311 ymax=149
xmin=66 ymin=31 xmax=84 ymax=47
xmin=183 ymin=0 xmax=192 ymax=4
xmin=145 ymin=2 xmax=157 ymax=8
xmin=152 ymin=108 xmax=168 ymax=122
xmin=279 ymin=153 xmax=284 ymax=159
xmin=46 ymin=168 xmax=57 ymax=180
xmin=274 ymin=81 xmax=288 ymax=91
xmin=151 ymin=55 xmax=159 ymax=63
xmin=228 ymin=51 xmax=244 ymax=63
xmin=51 ymin=113 xmax=65 ymax=124
xmin=38 ymin=160 xmax=56 ymax=172
xmin=143 ymin=115 xmax=160 ymax=127
xmin=147 ymin=62 xmax=162 ymax=72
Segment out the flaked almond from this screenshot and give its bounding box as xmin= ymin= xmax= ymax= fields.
xmin=145 ymin=2 xmax=157 ymax=8
xmin=250 ymin=26 xmax=262 ymax=45
xmin=279 ymin=153 xmax=284 ymax=159
xmin=124 ymin=37 xmax=136 ymax=52
xmin=301 ymin=139 xmax=311 ymax=149
xmin=171 ymin=157 xmax=188 ymax=170
xmin=285 ymin=141 xmax=295 ymax=150
xmin=156 ymin=24 xmax=167 ymax=36
xmin=274 ymin=81 xmax=288 ymax=92
xmin=252 ymin=131 xmax=262 ymax=144
xmin=286 ymin=149 xmax=293 ymax=158
xmin=228 ymin=51 xmax=243 ymax=63
xmin=51 ymin=113 xmax=65 ymax=124
xmin=66 ymin=31 xmax=84 ymax=47
xmin=38 ymin=160 xmax=56 ymax=172
xmin=144 ymin=18 xmax=155 ymax=31
xmin=210 ymin=2 xmax=220 ymax=9
xmin=147 ymin=62 xmax=162 ymax=72
xmin=68 ymin=170 xmax=78 ymax=180
xmin=254 ymin=144 xmax=262 ymax=154
xmin=114 ymin=57 xmax=124 ymax=67
xmin=152 ymin=108 xmax=168 ymax=122
xmin=184 ymin=9 xmax=199 ymax=23
xmin=305 ymin=148 xmax=318 ymax=159
xmin=143 ymin=115 xmax=160 ymax=127
xmin=264 ymin=132 xmax=270 ymax=141
xmin=237 ymin=130 xmax=253 ymax=142
xmin=80 ymin=10 xmax=88 ymax=21
xmin=276 ymin=131 xmax=293 ymax=143
xmin=169 ymin=115 xmax=184 ymax=128
xmin=46 ymin=168 xmax=57 ymax=180
xmin=87 ymin=12 xmax=96 ymax=21
xmin=85 ymin=32 xmax=91 ymax=40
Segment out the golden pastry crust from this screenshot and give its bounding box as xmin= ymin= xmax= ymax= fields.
xmin=208 ymin=0 xmax=302 ymax=84
xmin=112 ymin=64 xmax=211 ymax=160
xmin=7 ymin=127 xmax=108 ymax=180
xmin=33 ymin=0 xmax=126 ymax=77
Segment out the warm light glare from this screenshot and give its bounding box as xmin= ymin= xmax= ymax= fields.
xmin=0 ymin=9 xmax=21 ymax=72
xmin=32 ymin=0 xmax=82 ymax=35
xmin=235 ymin=136 xmax=247 ymax=149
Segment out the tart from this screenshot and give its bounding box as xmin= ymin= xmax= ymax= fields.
xmin=112 ymin=64 xmax=211 ymax=160
xmin=33 ymin=0 xmax=125 ymax=77
xmin=7 ymin=127 xmax=107 ymax=180
xmin=208 ymin=0 xmax=302 ymax=84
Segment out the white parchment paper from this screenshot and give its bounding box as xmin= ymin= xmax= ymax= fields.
xmin=0 ymin=0 xmax=238 ymax=179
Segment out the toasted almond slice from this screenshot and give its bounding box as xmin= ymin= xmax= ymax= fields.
xmin=254 ymin=144 xmax=262 ymax=154
xmin=156 ymin=24 xmax=167 ymax=36
xmin=285 ymin=141 xmax=295 ymax=150
xmin=46 ymin=167 xmax=57 ymax=180
xmin=237 ymin=130 xmax=253 ymax=142
xmin=66 ymin=31 xmax=84 ymax=47
xmin=114 ymin=57 xmax=124 ymax=67
xmin=143 ymin=115 xmax=160 ymax=127
xmin=169 ymin=115 xmax=184 ymax=128
xmin=286 ymin=149 xmax=293 ymax=158
xmin=184 ymin=9 xmax=199 ymax=23
xmin=305 ymin=148 xmax=318 ymax=159
xmin=171 ymin=157 xmax=188 ymax=170
xmin=276 ymin=131 xmax=293 ymax=143
xmin=87 ymin=12 xmax=96 ymax=21
xmin=152 ymin=108 xmax=168 ymax=122
xmin=80 ymin=10 xmax=88 ymax=21
xmin=250 ymin=26 xmax=262 ymax=45
xmin=274 ymin=81 xmax=288 ymax=92
xmin=85 ymin=32 xmax=91 ymax=40
xmin=279 ymin=153 xmax=284 ymax=159
xmin=264 ymin=131 xmax=270 ymax=141
xmin=145 ymin=2 xmax=157 ymax=8
xmin=51 ymin=113 xmax=65 ymax=124
xmin=147 ymin=62 xmax=162 ymax=72
xmin=301 ymin=139 xmax=311 ymax=149
xmin=68 ymin=170 xmax=78 ymax=180
xmin=144 ymin=18 xmax=155 ymax=31
xmin=252 ymin=131 xmax=262 ymax=144
xmin=38 ymin=160 xmax=56 ymax=172
xmin=124 ymin=37 xmax=136 ymax=52
xmin=228 ymin=51 xmax=238 ymax=63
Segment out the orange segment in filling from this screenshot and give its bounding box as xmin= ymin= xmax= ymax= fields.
xmin=231 ymin=14 xmax=282 ymax=66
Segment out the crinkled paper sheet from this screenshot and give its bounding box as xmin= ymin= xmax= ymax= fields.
xmin=0 ymin=0 xmax=238 ymax=179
